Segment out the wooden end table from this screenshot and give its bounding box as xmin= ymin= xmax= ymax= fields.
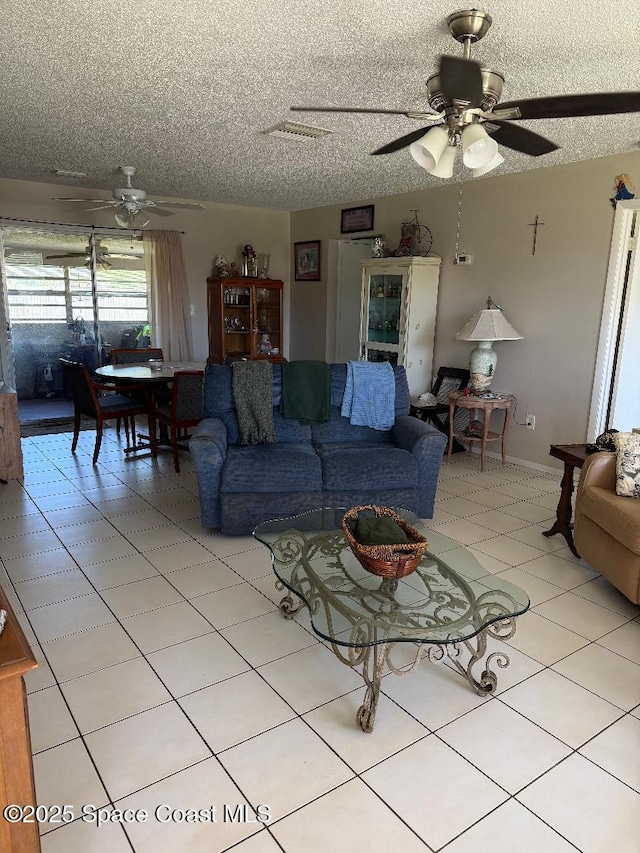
xmin=542 ymin=443 xmax=590 ymax=557
xmin=447 ymin=392 xmax=513 ymax=472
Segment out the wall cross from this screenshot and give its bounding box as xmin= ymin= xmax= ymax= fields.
xmin=528 ymin=214 xmax=545 ymax=256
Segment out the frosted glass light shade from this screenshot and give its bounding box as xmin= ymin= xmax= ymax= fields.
xmin=410 ymin=126 xmax=449 ymax=171
xmin=429 ymin=144 xmax=457 ymax=178
xmin=472 ymin=151 xmax=504 ymax=177
xmin=461 ymin=124 xmax=499 ymax=169
xmin=455 ymin=308 xmax=523 ymax=341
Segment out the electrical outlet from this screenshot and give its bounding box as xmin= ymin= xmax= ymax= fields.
xmin=454 ymin=253 xmax=473 ymax=265
xmin=526 ymin=414 xmax=536 ymax=430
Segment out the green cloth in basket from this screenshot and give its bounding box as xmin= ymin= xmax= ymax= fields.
xmin=354 ymin=516 xmax=409 ymax=545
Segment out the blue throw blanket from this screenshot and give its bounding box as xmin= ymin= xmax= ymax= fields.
xmin=341 ymin=361 xmax=395 ymax=430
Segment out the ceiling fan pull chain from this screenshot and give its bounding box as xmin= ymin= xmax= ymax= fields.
xmin=454 ymin=183 xmax=464 ymax=258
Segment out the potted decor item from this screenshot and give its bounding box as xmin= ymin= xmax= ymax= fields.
xmin=242 ymin=244 xmax=258 ymax=277
xmin=341 ymin=505 xmax=428 ymax=579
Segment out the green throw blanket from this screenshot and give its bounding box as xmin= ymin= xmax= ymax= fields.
xmin=280 ymin=360 xmax=331 ymax=424
xmin=232 ymin=361 xmax=276 ymax=445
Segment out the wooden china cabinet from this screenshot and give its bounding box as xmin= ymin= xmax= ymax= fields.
xmin=207 ymin=278 xmax=284 ymax=363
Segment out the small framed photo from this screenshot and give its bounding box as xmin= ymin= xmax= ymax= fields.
xmin=341 ymin=204 xmax=375 ymax=234
xmin=294 ymin=241 xmax=321 ymax=281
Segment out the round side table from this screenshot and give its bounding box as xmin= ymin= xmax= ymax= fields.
xmin=447 ymin=392 xmax=513 ymax=471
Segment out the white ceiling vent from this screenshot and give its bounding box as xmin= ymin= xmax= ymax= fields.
xmin=263 ymin=121 xmax=332 ymax=142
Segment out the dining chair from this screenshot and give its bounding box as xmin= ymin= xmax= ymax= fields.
xmin=110 ymin=348 xmax=165 ymax=431
xmin=59 ymin=359 xmax=157 ymax=464
xmin=111 ymin=347 xmax=164 ymax=365
xmin=154 ymin=370 xmax=204 ymax=472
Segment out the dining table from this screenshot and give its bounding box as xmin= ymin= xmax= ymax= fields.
xmin=94 ymin=361 xmax=206 ymax=456
xmin=95 ymin=361 xmax=206 ymax=383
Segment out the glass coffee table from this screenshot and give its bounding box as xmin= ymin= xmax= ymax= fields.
xmin=254 ymin=507 xmax=530 ymax=733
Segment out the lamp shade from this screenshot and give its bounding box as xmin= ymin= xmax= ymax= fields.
xmin=472 ymin=151 xmax=504 ymax=178
xmin=410 ymin=126 xmax=449 ymax=171
xmin=455 ymin=308 xmax=523 ymax=342
xmin=429 ymin=143 xmax=456 ymax=178
xmin=461 ymin=123 xmax=499 ymax=169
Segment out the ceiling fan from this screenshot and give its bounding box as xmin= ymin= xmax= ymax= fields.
xmin=52 ymin=166 xmax=205 ymax=228
xmin=291 ymin=9 xmax=640 ymax=178
xmin=45 ymin=242 xmax=141 ymax=269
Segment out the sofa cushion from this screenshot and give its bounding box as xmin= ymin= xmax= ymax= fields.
xmin=221 ymin=443 xmax=322 ymax=494
xmin=316 ymin=443 xmax=417 ymax=492
xmin=580 ymin=485 xmax=640 ymax=555
xmin=613 ymin=432 xmax=640 ymax=498
xmin=202 ymin=363 xmax=310 ymax=444
xmin=329 ymin=363 xmax=410 ymax=415
xmin=312 ymin=407 xmax=394 ymax=444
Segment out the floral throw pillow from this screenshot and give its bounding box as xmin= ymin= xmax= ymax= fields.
xmin=613 ymin=432 xmax=640 ymax=498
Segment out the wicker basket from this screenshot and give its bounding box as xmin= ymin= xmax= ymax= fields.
xmin=341 ymin=505 xmax=429 ymax=579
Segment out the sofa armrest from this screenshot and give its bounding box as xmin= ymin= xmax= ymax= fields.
xmin=189 ymin=418 xmax=229 ymax=528
xmin=577 ymin=451 xmax=616 ymax=501
xmin=392 ymin=415 xmax=444 ymax=451
xmin=392 ymin=415 xmax=447 ymax=518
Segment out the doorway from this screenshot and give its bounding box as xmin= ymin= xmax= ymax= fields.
xmin=333 ymin=238 xmax=375 ymax=362
xmin=0 ymin=225 xmax=147 ymax=427
xmin=588 ymin=200 xmax=640 ymax=438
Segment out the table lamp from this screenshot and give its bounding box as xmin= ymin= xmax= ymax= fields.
xmin=455 ymin=297 xmax=523 ymax=392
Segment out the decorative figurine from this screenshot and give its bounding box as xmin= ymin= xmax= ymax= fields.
xmin=258 ymin=333 xmax=272 ymax=354
xmin=372 ymin=237 xmax=385 ymax=258
xmin=610 ymin=174 xmax=636 ymax=208
xmin=214 ymin=254 xmax=230 ymax=277
xmin=242 ymin=244 xmax=258 ymax=277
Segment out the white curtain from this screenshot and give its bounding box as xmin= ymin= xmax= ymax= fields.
xmin=143 ymin=230 xmax=194 ymax=360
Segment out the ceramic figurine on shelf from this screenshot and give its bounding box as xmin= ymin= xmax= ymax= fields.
xmin=214 ymin=254 xmax=230 ymax=277
xmin=372 ymin=237 xmax=385 ymax=258
xmin=258 ymin=333 xmax=272 ymax=354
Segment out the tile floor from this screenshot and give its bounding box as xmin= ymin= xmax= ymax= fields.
xmin=1 ymin=429 xmax=639 ymax=853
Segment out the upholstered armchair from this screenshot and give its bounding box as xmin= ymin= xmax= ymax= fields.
xmin=574 ymin=451 xmax=640 ymax=604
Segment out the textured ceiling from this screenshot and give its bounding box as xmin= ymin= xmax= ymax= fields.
xmin=1 ymin=0 xmax=639 ymax=211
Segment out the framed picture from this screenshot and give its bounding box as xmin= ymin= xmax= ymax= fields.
xmin=294 ymin=240 xmax=321 ymax=281
xmin=341 ymin=204 xmax=375 ymax=234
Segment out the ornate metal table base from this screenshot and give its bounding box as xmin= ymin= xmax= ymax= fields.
xmin=277 ymin=583 xmax=517 ymax=733
xmin=351 ymin=617 xmax=517 ymax=733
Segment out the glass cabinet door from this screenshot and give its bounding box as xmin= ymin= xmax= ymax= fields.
xmin=365 ymin=274 xmax=403 ymax=347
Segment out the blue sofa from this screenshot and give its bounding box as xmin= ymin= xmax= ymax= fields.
xmin=190 ymin=362 xmax=447 ymax=535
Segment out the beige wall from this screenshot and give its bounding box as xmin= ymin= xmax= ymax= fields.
xmin=290 ymin=150 xmax=640 ymax=468
xmin=0 ymin=177 xmax=290 ymax=361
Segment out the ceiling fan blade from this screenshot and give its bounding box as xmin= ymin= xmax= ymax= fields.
xmin=153 ymin=201 xmax=205 ymax=210
xmin=50 ymin=197 xmax=112 ymax=203
xmin=292 ymin=105 xmax=415 ymax=116
xmin=144 ymin=207 xmax=175 ymax=217
xmin=46 ymin=253 xmax=84 ymax=260
xmin=372 ymin=125 xmax=441 ymax=155
xmin=484 ymin=120 xmax=559 ymax=156
xmin=439 ymin=55 xmax=484 ymax=108
xmin=85 ymin=205 xmax=118 ymax=212
xmin=498 ymin=91 xmax=640 ymax=120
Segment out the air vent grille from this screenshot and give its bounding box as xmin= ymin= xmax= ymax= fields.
xmin=263 ymin=121 xmax=332 ymax=142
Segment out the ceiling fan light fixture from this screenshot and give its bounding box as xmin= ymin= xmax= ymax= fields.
xmin=472 ymin=151 xmax=504 ymax=177
xmin=114 ymin=212 xmax=131 ymax=229
xmin=461 ymin=123 xmax=499 ymax=169
xmin=428 ymin=143 xmax=457 ymax=178
xmin=410 ymin=126 xmax=450 ymax=171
